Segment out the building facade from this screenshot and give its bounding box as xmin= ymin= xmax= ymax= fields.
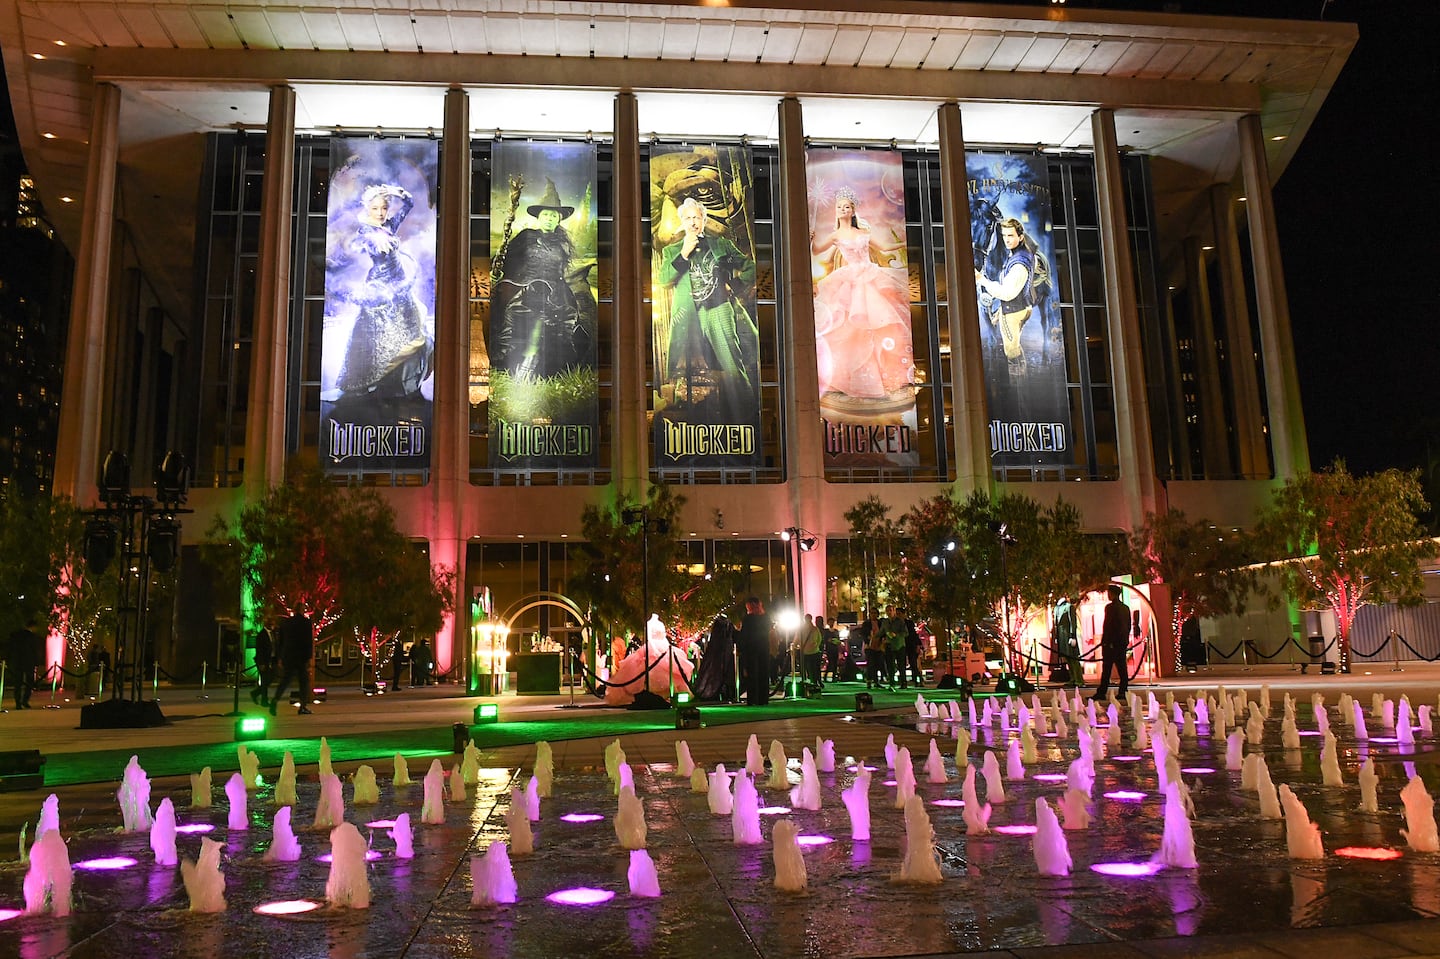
xmin=0 ymin=1 xmax=1356 ymax=677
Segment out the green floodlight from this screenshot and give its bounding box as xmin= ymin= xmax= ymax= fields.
xmin=235 ymin=715 xmax=268 ymax=741
xmin=474 ymin=702 xmax=500 ymax=725
xmin=674 ymin=691 xmax=693 ymax=705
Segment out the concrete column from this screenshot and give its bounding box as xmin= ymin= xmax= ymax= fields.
xmin=936 ymin=103 xmax=991 ymax=495
xmin=1159 ymin=294 xmax=1193 ymax=480
xmin=1209 ymin=184 xmax=1265 ymax=479
xmin=1238 ymin=113 xmax=1309 ymax=479
xmin=53 ymin=81 xmax=121 ymax=505
xmin=243 ymin=84 xmax=296 ymax=499
xmin=431 ymin=86 xmax=471 ymax=677
xmin=613 ymin=93 xmax=647 ymax=499
xmin=1183 ymin=236 xmax=1231 ymax=477
xmin=1091 ymin=109 xmax=1160 ymax=527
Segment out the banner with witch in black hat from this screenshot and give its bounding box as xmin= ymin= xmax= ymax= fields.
xmin=488 ymin=141 xmax=599 ymax=469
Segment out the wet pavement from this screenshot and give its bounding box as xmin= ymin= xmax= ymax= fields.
xmin=6 ymin=677 xmax=1440 ymax=957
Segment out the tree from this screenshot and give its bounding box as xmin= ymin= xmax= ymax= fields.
xmin=1133 ymin=508 xmax=1256 ymax=667
xmin=1254 ymin=460 xmax=1431 ymax=670
xmin=0 ymin=486 xmax=87 ymax=652
xmin=842 ymin=495 xmax=901 ymax=613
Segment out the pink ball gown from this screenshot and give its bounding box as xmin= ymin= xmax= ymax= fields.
xmin=813 ymin=232 xmax=913 ymax=399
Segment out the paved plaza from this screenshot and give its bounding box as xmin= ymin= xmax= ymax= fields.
xmin=5 ymin=666 xmax=1440 ymax=958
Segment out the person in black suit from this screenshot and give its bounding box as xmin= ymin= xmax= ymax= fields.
xmin=1093 ymin=585 xmax=1131 ymax=701
xmin=269 ymin=611 xmax=314 ymax=715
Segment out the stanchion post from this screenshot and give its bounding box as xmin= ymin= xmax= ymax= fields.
xmin=1390 ymin=627 xmax=1404 ymax=673
xmin=200 ymin=660 xmax=208 ymax=698
xmin=153 ymin=660 xmax=159 ymax=700
xmin=50 ymin=662 xmax=59 ymax=703
xmin=1 ymin=659 xmax=7 ymax=710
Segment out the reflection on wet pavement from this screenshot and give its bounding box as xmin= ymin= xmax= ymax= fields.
xmin=4 ymin=692 xmax=1440 ymax=957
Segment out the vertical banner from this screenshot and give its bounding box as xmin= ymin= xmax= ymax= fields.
xmin=966 ymin=152 xmax=1071 ymax=467
xmin=650 ymin=144 xmax=762 ymax=468
xmin=488 ymin=141 xmax=599 ymax=468
xmin=321 ymin=138 xmax=438 ymax=472
xmin=806 ymin=150 xmax=918 ymax=468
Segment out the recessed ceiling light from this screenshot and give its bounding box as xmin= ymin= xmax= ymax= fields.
xmin=42 ymin=132 xmax=56 ymax=139
xmin=1270 ymin=135 xmax=1287 ymax=141
xmin=1201 ymin=245 xmax=1214 ymax=251
xmin=31 ymin=53 xmax=44 ymax=60
xmin=54 ymin=40 xmax=67 ymax=46
xmin=60 ymin=196 xmax=73 ymax=203
xmin=1237 ymin=196 xmax=1247 ymax=202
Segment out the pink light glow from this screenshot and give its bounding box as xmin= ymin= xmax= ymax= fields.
xmin=930 ymin=799 xmax=966 ymax=807
xmin=560 ymin=813 xmax=605 ymax=823
xmin=1335 ymin=846 xmax=1403 ymax=861
xmin=883 ymin=780 xmax=898 ymax=787
xmin=1111 ymin=755 xmax=1143 ymax=762
xmin=174 ymin=823 xmax=216 ymax=834
xmin=74 ymin=857 xmax=138 ymax=871
xmin=795 ymin=835 xmax=835 ymax=847
xmin=254 ymin=900 xmax=323 ymax=916
xmin=1043 ymin=732 xmax=1059 ymax=738
xmin=1092 ymin=862 xmax=1164 ymax=877
xmin=847 ymin=765 xmax=878 ymax=772
xmin=1298 ymin=730 xmax=1323 ymax=737
xmin=365 ymin=819 xmax=397 ymax=829
xmin=758 ymin=806 xmax=791 ymax=815
xmin=994 ymin=824 xmax=1038 ymax=836
xmin=547 ymin=887 xmax=615 ymax=906
xmin=1032 ymin=773 xmax=1067 ymax=782
xmin=1370 ymin=737 xmax=1399 ymax=744
xmin=0 ymin=909 xmax=22 ymax=922
xmin=1180 ymin=767 xmax=1216 ymax=775
xmin=1104 ymin=791 xmax=1147 ymax=802
xmin=316 ymin=850 xmax=382 ymax=863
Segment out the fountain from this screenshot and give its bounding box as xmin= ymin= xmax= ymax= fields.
xmin=893 ymin=747 xmax=916 ymax=809
xmin=507 ymin=790 xmax=534 ymax=855
xmin=535 ymin=741 xmax=554 ymax=797
xmin=190 ymin=768 xmax=212 ymax=808
xmin=1055 ymin=713 xmax=1069 ymax=740
xmin=676 ymin=740 xmax=696 ymax=778
xmin=1399 ymin=697 xmax=1415 ymax=745
xmin=955 ymin=728 xmax=971 ymax=768
xmin=708 ymin=763 xmax=734 ymax=815
xmin=1246 ymin=712 xmax=1264 ymax=747
xmin=1260 ymin=684 xmax=1271 ymax=718
xmin=841 ymin=766 xmax=872 ymax=841
xmin=1256 ymin=760 xmax=1282 ymax=819
xmin=180 ymin=837 xmax=227 ymax=913
xmin=1353 ymin=701 xmax=1370 ymax=740
xmin=390 ymin=812 xmax=414 ymax=859
xmin=1006 ymin=739 xmax=1026 ymax=781
xmin=314 ymin=773 xmax=345 ymax=829
xmin=616 ymin=785 xmax=648 ymax=849
xmin=1382 ymin=698 xmax=1396 ymax=729
xmin=924 ymin=739 xmax=948 ymax=784
xmin=605 ymin=739 xmax=627 ymax=792
xmin=463 ymin=740 xmax=483 ymax=785
xmin=790 ymin=748 xmax=822 ymax=810
xmin=1033 ymin=798 xmax=1072 ymax=876
xmin=1400 ymin=776 xmax=1440 ymax=852
xmin=225 ymin=773 xmax=249 ymax=831
xmin=237 ymin=744 xmax=262 ymax=790
xmin=1422 ymin=706 xmax=1434 ymax=737
xmin=968 ymin=698 xmax=978 ymax=727
xmin=884 ymin=733 xmax=899 ymax=770
xmin=767 ymin=740 xmax=790 ymax=790
xmin=981 ymin=750 xmax=1006 ymax=803
xmin=962 ymin=765 xmax=992 ymax=835
xmin=745 ymin=735 xmax=764 ymax=776
xmin=772 ymin=820 xmax=808 ymax=891
xmin=1320 ymin=731 xmax=1343 ymax=786
xmin=117 ymin=755 xmax=153 ymax=833
xmin=393 ymin=753 xmax=412 ymax=786
xmin=471 ymin=842 xmax=518 ymax=906
xmin=352 ymin=765 xmax=380 ymax=805
xmin=318 ymin=736 xmax=333 ymax=777
xmin=732 ymin=771 xmax=763 ymax=844
xmin=690 ymin=768 xmax=708 ymax=793
xmin=422 ymin=759 xmax=446 ymax=824
xmin=1226 ymin=730 xmax=1245 ymax=771
xmin=1279 ymin=785 xmax=1324 ymax=859
xmin=628 ymin=849 xmax=662 ymax=897
xmin=1281 ymin=713 xmax=1301 ymax=750
xmin=1066 ymin=758 xmax=1093 ymax=798
xmin=325 ymin=822 xmax=371 ymax=909
xmin=816 ymin=738 xmax=836 ymax=773
xmin=450 ymin=762 xmax=468 ymax=802
xmin=895 ymin=794 xmax=944 ymax=883
xmin=1059 ymin=788 xmax=1091 ymax=830
xmin=264 ymin=806 xmax=302 ymax=862
xmin=1358 ymin=757 xmax=1379 ymax=813
xmin=525 ymin=776 xmax=542 ymax=820
xmin=1240 ymin=752 xmax=1262 ymax=791
xmin=37 ymin=794 xmax=59 ymax=837
xmin=1195 ymin=697 xmax=1211 ymax=727
xmin=1151 ymin=782 xmax=1197 ymax=869
xmin=151 ymin=797 xmax=178 ymax=866
xmin=272 ymin=753 xmax=301 ymax=809
xmin=23 ymin=828 xmax=72 ymax=917
xmin=980 ymin=699 xmax=993 ymax=727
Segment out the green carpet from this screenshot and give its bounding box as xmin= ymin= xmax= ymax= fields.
xmin=40 ymin=686 xmax=959 ymax=788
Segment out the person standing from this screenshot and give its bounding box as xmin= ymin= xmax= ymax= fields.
xmin=1053 ymin=596 xmax=1082 ymax=688
xmin=250 ymin=624 xmax=273 ymax=706
xmin=737 ymin=597 xmax=773 ymax=706
xmin=882 ymin=605 xmax=908 ymax=688
xmin=412 ymin=637 xmax=433 ymax=686
xmin=7 ymin=620 xmax=40 ymax=709
xmin=269 ymin=610 xmax=314 ymax=716
xmin=1093 ymin=586 xmax=1131 ymax=701
xmin=817 ymin=616 xmax=840 ymax=683
xmin=862 ymin=610 xmax=887 ymax=690
xmin=903 ymin=613 xmax=923 ymax=689
xmin=800 ymin=614 xmax=824 ymax=691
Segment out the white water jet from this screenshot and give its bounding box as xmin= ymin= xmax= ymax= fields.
xmin=1092 ymin=724 xmax=1108 ymax=763
xmin=1151 ymin=782 xmax=1197 ymax=869
xmin=506 ymin=792 xmax=534 ymax=855
xmin=393 ymin=753 xmax=413 ymax=786
xmin=1005 ymin=739 xmax=1025 ymax=781
xmin=1281 ymin=714 xmax=1301 ymax=750
xmin=1371 ymin=692 xmax=1385 ymax=719
xmin=118 ymin=755 xmax=153 ymax=832
xmin=352 ymin=765 xmax=380 ymax=806
xmin=955 ymin=728 xmax=971 ymax=768
xmin=1055 ymin=713 xmax=1070 ymax=741
xmin=968 ymin=698 xmax=979 ymax=727
xmin=1382 ymin=698 xmax=1397 ymax=730
xmin=1260 ymin=685 xmax=1272 ymax=718
xmin=884 ymin=733 xmax=898 ymax=770
xmin=525 ymin=776 xmax=541 ymax=821
xmin=1401 ymin=776 xmax=1440 ymax=852
xmin=790 ymin=748 xmax=822 ymax=810
xmin=1195 ymin=697 xmax=1211 ymax=727
xmin=449 ymin=762 xmax=468 ymax=802
xmin=1109 ymin=711 xmax=1125 ymax=748
xmin=816 ymin=738 xmax=836 ymax=773
xmin=180 ymin=837 xmax=227 ymax=913
xmin=274 ymin=752 xmax=298 ymax=807
xmin=1134 ymin=716 xmax=1149 ymax=751
xmin=842 ymin=766 xmax=872 ymax=841
xmin=605 ymin=739 xmax=627 ymax=793
xmin=745 ymin=735 xmax=764 ymax=776
xmin=1033 ymin=798 xmax=1072 ymax=876
xmin=390 ymin=812 xmax=413 ymax=859
xmin=981 ymin=751 xmax=1006 ymax=802
xmin=1320 ymin=731 xmax=1344 ymax=786
xmin=1399 ymin=696 xmax=1415 ymax=745
xmin=535 ymin=741 xmax=554 ymax=797
xmin=325 ymin=822 xmax=371 ymax=909
xmin=1358 ymin=758 xmax=1379 ymax=813
xmin=1021 ymin=724 xmax=1040 ymax=764
xmin=1421 ymin=705 xmax=1434 ymax=737
xmin=1225 ymin=730 xmax=1245 ymax=771
xmin=924 ymin=739 xmax=948 ymax=784
xmin=23 ymin=828 xmax=72 ymax=917
xmin=733 ymin=771 xmax=764 ymax=844
xmin=36 ymin=795 xmax=58 ymax=838
xmin=772 ymin=819 xmax=808 ymax=891
xmin=1279 ymin=785 xmax=1324 ymax=859
xmin=314 ymin=773 xmax=345 ymax=829
xmin=1256 ymin=760 xmax=1282 ymax=819
xmin=767 ymin=740 xmax=790 ymax=790
xmin=421 ymin=759 xmax=446 ymax=824
xmin=628 ymin=848 xmax=662 ymax=897
xmin=264 ymin=806 xmax=302 ymax=862
xmin=236 ymin=744 xmax=262 ymax=790
xmin=1059 ymin=788 xmax=1091 ymax=830
xmin=895 ymin=794 xmax=944 ymax=883
xmin=225 ymin=773 xmax=248 ymax=831
xmin=1353 ymin=701 xmax=1370 ymax=740
xmin=708 ymin=763 xmax=734 ymax=815
xmin=1240 ymin=752 xmax=1261 ymax=791
xmin=893 ymin=747 xmax=917 ymax=809
xmin=150 ymin=797 xmax=178 ymax=866
xmin=617 ymin=762 xmax=634 ymax=796
xmin=616 ymin=785 xmax=648 ymax=849
xmin=316 ymin=736 xmax=332 ymax=778
xmin=471 ymin=842 xmax=518 ymax=906
xmin=962 ymin=765 xmax=992 ymax=835
xmin=1246 ymin=713 xmax=1265 ymax=747
xmin=675 ymin=741 xmax=696 ymax=778
xmin=1066 ymin=758 xmax=1093 ymax=798
xmin=190 ymin=768 xmax=212 ymax=809
xmin=463 ymin=740 xmax=482 ymax=785
xmin=690 ymin=768 xmax=708 ymax=793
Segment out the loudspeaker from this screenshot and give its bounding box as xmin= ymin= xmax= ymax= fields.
xmin=0 ymin=750 xmax=45 ymax=792
xmin=628 ymin=690 xmax=672 ymax=710
xmin=675 ymin=705 xmax=702 ymax=729
xmin=80 ymin=698 xmax=167 ymax=729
